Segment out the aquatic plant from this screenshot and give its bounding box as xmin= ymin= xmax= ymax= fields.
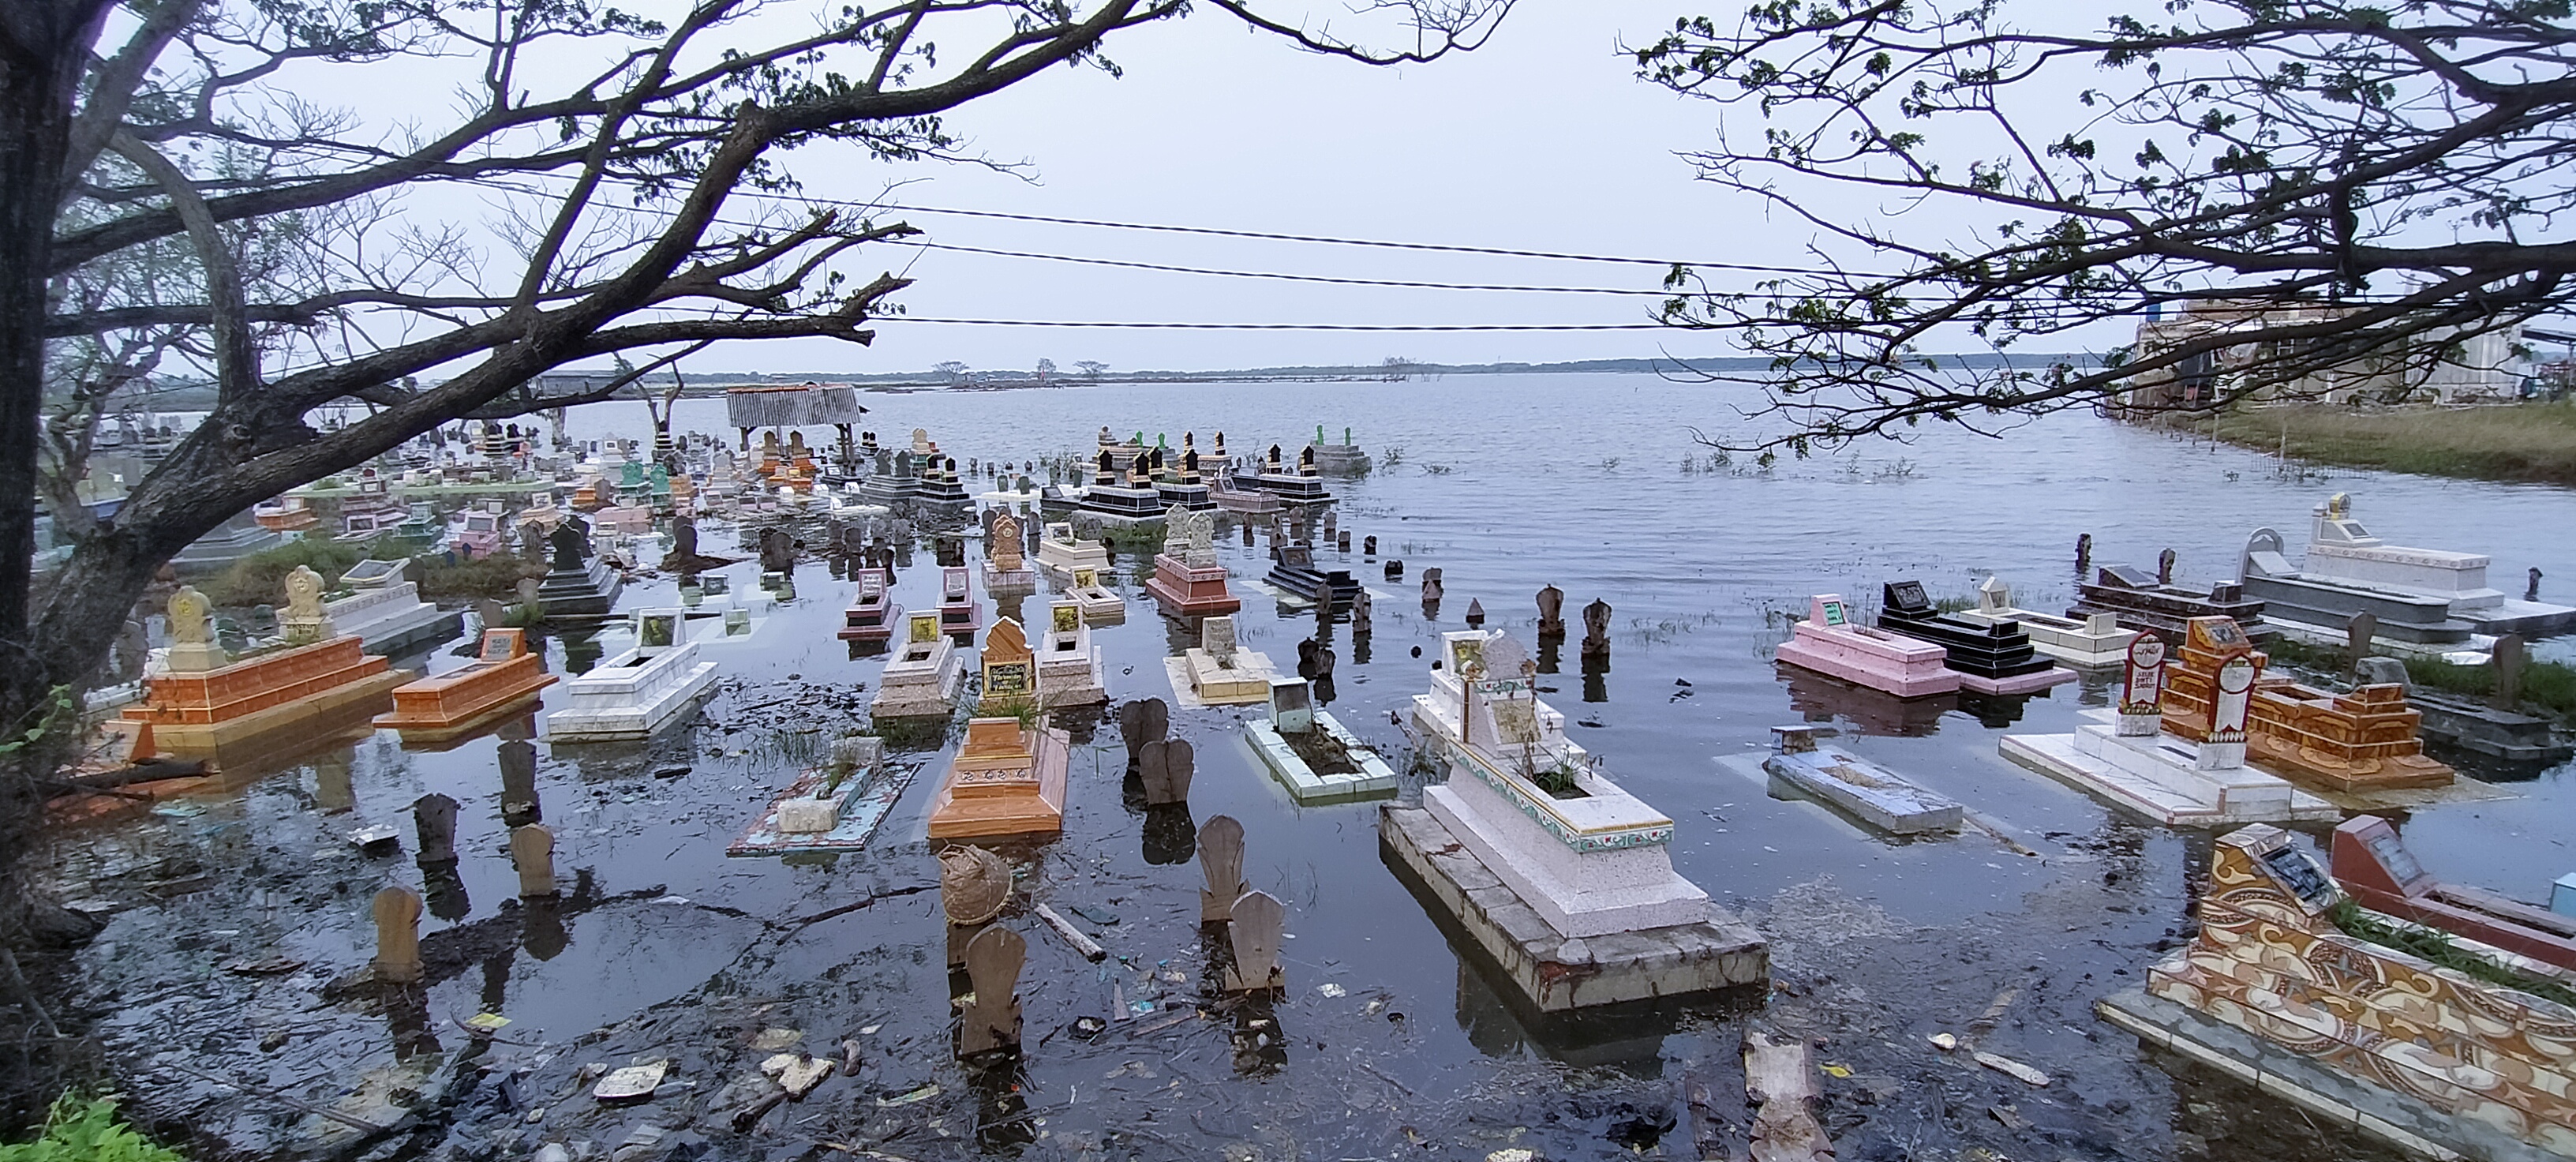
xmin=1422 ymin=463 xmax=1454 ymax=475
xmin=0 ymin=1097 xmax=183 ymax=1162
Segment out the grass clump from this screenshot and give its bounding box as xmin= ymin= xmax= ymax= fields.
xmin=2327 ymin=900 xmax=2576 ymax=1010
xmin=0 ymin=1097 xmax=184 ymax=1162
xmin=2185 ymin=401 xmax=2576 ymax=485
xmin=409 ymin=551 xmax=544 ymax=602
xmin=201 ymin=538 xmax=371 ymax=606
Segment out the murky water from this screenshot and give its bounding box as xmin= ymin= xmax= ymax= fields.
xmin=63 ymin=375 xmax=2571 ymax=1160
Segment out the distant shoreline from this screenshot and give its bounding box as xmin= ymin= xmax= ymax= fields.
xmin=114 ymin=353 xmax=2099 ymax=410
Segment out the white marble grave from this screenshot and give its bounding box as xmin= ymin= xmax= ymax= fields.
xmin=547 ymin=608 xmax=720 ymax=742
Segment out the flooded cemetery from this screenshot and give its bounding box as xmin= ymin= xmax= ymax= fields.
xmin=40 ymin=375 xmax=2576 ymax=1162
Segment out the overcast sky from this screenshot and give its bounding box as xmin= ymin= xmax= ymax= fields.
xmin=617 ymin=1 xmax=1924 ymax=376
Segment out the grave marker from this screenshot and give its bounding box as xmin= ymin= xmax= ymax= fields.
xmin=373 ymin=886 xmax=424 ymax=984
xmin=413 ymin=793 xmax=459 ymax=863
xmin=1222 ymin=890 xmax=1286 ymax=993
xmin=1198 ymin=815 xmax=1247 ymax=922
xmin=511 ymin=823 xmax=558 ymax=898
xmin=958 ymin=926 xmax=1025 ymax=1056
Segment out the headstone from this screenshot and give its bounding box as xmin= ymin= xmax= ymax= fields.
xmin=511 ymin=824 xmax=558 ymax=898
xmin=413 ymin=793 xmax=459 ymax=864
xmin=979 ymin=619 xmax=1034 ymax=708
xmin=958 ymin=926 xmax=1025 ymax=1056
xmin=1977 ymin=576 xmax=2010 ymax=616
xmin=2356 ymin=656 xmax=2408 ymax=688
xmin=2075 ymin=532 xmax=2092 ymax=575
xmin=2493 ymin=634 xmax=2526 ymax=710
xmin=1140 ymin=737 xmax=1195 ymax=805
xmin=2346 ymin=612 xmax=2378 ymax=672
xmin=2528 ymin=567 xmax=2544 ymax=603
xmin=1582 ymin=598 xmax=1613 ymax=658
xmin=1198 ymin=815 xmax=1247 ymax=922
xmin=499 ymin=733 xmax=539 ymax=826
xmin=1463 ymin=598 xmax=1484 ymax=627
xmin=1384 ymin=559 xmax=1403 ymax=580
xmin=672 ymin=516 xmax=698 ymax=561
xmin=1200 ymin=617 xmax=1238 ymax=666
xmin=1364 ymin=535 xmax=1377 ymax=557
xmin=2200 ymin=654 xmax=2259 ymax=770
xmin=280 ymin=565 xmax=335 ymax=644
xmin=1222 ymin=890 xmax=1286 ymax=993
xmin=1350 ymin=587 xmax=1372 ymax=632
xmin=991 ymin=513 xmax=1024 ymax=572
xmin=1117 ymin=697 xmax=1170 ymax=759
xmin=373 ymin=886 xmax=424 ymax=984
xmin=1537 ymin=586 xmax=1566 ymax=636
xmin=1335 ymin=530 xmax=1350 ymax=553
xmin=2157 ymin=548 xmax=2177 ymax=587
xmin=2116 ymin=634 xmax=2167 ymax=736
xmin=164 ymin=586 xmax=224 ymax=673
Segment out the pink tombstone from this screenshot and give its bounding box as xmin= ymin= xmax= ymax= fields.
xmin=1774 ymin=594 xmax=1961 ymax=699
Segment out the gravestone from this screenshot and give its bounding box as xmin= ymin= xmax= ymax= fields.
xmin=164 ymin=586 xmax=224 ymax=673
xmin=2116 ymin=633 xmax=2167 ymax=736
xmin=2158 ymin=548 xmax=2177 ymax=587
xmin=979 ymin=619 xmax=1034 ymax=709
xmin=281 ymin=565 xmax=335 ymax=644
xmin=477 ymin=598 xmax=507 ymax=631
xmin=2529 ymin=567 xmax=2544 ymax=602
xmin=1198 ymin=815 xmax=1247 ymax=922
xmin=1242 ymin=522 xmax=1256 ymax=547
xmin=2076 ymin=532 xmax=2092 ymax=575
xmin=1201 ymin=617 xmax=1239 ymax=666
xmin=1537 ymin=586 xmax=1566 ymax=637
xmin=672 ymin=516 xmax=698 ymax=561
xmin=373 ymin=886 xmax=424 ymax=984
xmin=1464 ymin=598 xmax=1484 ymax=627
xmin=1140 ymin=738 xmax=1196 ymax=805
xmin=1336 ymin=530 xmax=1351 ymax=553
xmin=413 ymin=793 xmax=459 ymax=864
xmin=499 ymin=728 xmax=540 ymax=825
xmin=760 ymin=527 xmax=796 ymax=572
xmin=2357 ymin=656 xmax=2409 ymax=688
xmin=1421 ymin=568 xmax=1443 ymax=605
xmin=2200 ymin=654 xmax=2259 ymax=770
xmin=1350 ymin=587 xmax=1372 ymax=632
xmin=2494 ymin=634 xmax=2527 ymax=710
xmin=991 ymin=514 xmax=1024 ymax=572
xmin=958 ymin=926 xmax=1025 ymax=1056
xmin=1582 ymin=598 xmax=1613 ymax=658
xmin=511 ymin=824 xmax=558 ymax=898
xmin=1222 ymin=890 xmax=1286 ymax=993
xmin=1977 ymin=576 xmax=2010 ymax=616
xmin=1118 ymin=698 xmax=1170 ymax=763
xmin=2346 ymin=612 xmax=2379 ymax=673
xmin=1364 ymin=535 xmax=1377 ymax=557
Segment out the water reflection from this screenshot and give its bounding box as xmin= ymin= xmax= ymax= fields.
xmin=1778 ymin=664 xmax=1953 ymax=737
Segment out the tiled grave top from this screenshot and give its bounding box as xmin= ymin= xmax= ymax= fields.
xmin=1445 ymin=740 xmax=1672 ymax=853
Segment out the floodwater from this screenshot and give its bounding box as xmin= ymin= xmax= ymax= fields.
xmin=58 ymin=374 xmax=2574 ymax=1161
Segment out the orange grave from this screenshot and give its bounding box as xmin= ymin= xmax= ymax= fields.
xmin=2159 ymin=616 xmax=2454 ymax=792
xmin=375 ymin=628 xmax=558 ymax=743
xmin=925 ymin=718 xmax=1069 ymax=840
xmin=125 ymin=635 xmax=408 ymax=759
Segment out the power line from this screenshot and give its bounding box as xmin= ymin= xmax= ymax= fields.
xmin=891 ymin=318 xmax=1668 ymax=331
xmin=889 ymin=240 xmax=1674 ymax=295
